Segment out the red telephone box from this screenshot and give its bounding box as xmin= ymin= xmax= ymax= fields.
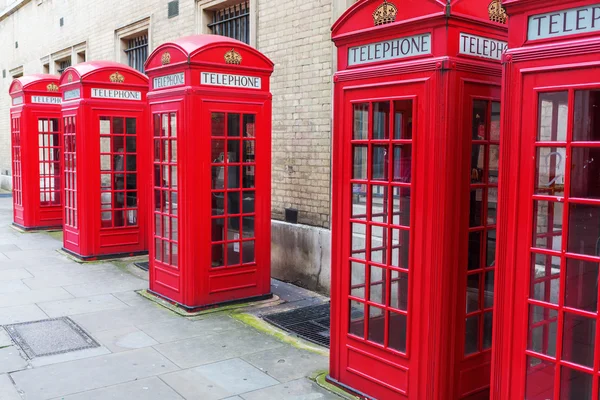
xmin=330 ymin=1 xmax=507 ymax=398
xmin=144 ymin=35 xmax=274 ymax=310
xmin=58 ymin=62 xmax=149 ymax=260
xmin=492 ymin=1 xmax=600 ymax=399
xmin=8 ymin=75 xmax=63 ymax=230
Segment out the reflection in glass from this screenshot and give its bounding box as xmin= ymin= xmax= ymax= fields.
xmin=565 ymin=258 xmax=598 ymax=312
xmin=560 ymin=367 xmax=592 ymax=400
xmin=228 ymin=113 xmax=241 ymax=137
xmin=490 ymin=102 xmax=501 ymax=141
xmin=468 ymin=232 xmax=482 ymax=270
xmin=392 ymin=186 xmax=410 ymax=226
xmin=369 ymin=267 xmax=384 ymax=305
xmin=465 ymin=315 xmax=480 ymax=355
xmin=472 ymin=100 xmax=488 ymax=140
xmin=567 ymin=203 xmax=600 ymax=256
xmin=393 ymin=145 xmax=411 ymax=183
xmin=570 ymin=147 xmax=600 ymax=199
xmin=533 ymin=201 xmax=563 ymax=251
xmin=353 ymin=146 xmax=367 ymax=180
xmin=538 ymin=91 xmax=568 ymax=142
xmin=469 ymin=189 xmax=484 ymax=227
xmin=367 ymin=306 xmax=385 ymax=345
xmin=100 ymin=117 xmax=111 ymax=134
xmin=351 ymin=223 xmax=366 ymax=260
xmin=562 ymin=313 xmax=595 ymax=368
xmin=353 ymin=103 xmax=369 ymax=140
xmin=484 ymin=271 xmax=494 ymax=308
xmin=487 ymin=230 xmax=496 ymax=267
xmin=351 ymin=262 xmax=366 ymax=299
xmin=370 ymin=225 xmax=387 ymax=264
xmin=372 ymin=146 xmax=387 ymax=180
xmin=466 ymin=273 xmax=480 ymax=313
xmin=352 ymin=184 xmax=367 ymax=220
xmin=211 ymin=113 xmax=225 ymax=136
xmin=349 ymin=300 xmax=365 ymax=337
xmin=372 ymin=102 xmax=390 ymax=140
xmin=574 ymin=90 xmax=600 ymax=142
xmin=489 ymin=145 xmax=500 ymax=183
xmin=535 ymin=147 xmax=566 ymax=195
xmin=390 ymin=269 xmax=408 ymax=311
xmin=471 ymin=145 xmax=486 ymax=183
xmin=525 ymin=357 xmax=555 ymax=400
xmin=394 ymin=100 xmax=412 ymax=140
xmin=488 ymin=188 xmax=498 ymax=225
xmin=391 ymin=229 xmax=409 ymax=269
xmin=389 ymin=312 xmax=407 ymax=353
xmin=212 ymin=243 xmax=224 ymax=267
xmin=371 ymin=185 xmax=387 ymax=223
xmin=483 ymin=311 xmax=493 ymax=349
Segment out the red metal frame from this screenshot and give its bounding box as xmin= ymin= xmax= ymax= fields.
xmin=144 ymin=35 xmax=274 ymax=310
xmin=493 ymin=2 xmax=600 ymax=398
xmin=8 ymin=75 xmax=63 ymax=230
xmin=330 ymin=1 xmax=507 ymax=398
xmin=58 ymin=62 xmax=149 ymax=260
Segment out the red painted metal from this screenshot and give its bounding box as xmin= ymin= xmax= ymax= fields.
xmin=144 ymin=35 xmax=274 ymax=310
xmin=330 ymin=1 xmax=507 ymax=398
xmin=8 ymin=75 xmax=63 ymax=230
xmin=492 ymin=1 xmax=600 ymax=399
xmin=58 ymin=61 xmax=149 ymax=260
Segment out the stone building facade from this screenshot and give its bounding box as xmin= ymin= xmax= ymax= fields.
xmin=0 ymin=0 xmax=355 ymax=292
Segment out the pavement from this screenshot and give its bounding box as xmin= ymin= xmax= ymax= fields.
xmin=0 ymin=197 xmax=337 ymax=400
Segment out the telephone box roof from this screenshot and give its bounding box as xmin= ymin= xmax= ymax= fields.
xmin=145 ymin=34 xmax=274 ymax=73
xmin=9 ymin=74 xmax=60 ymax=95
xmin=58 ymin=61 xmax=149 ymax=86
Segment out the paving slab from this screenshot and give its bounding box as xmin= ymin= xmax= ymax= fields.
xmin=0 ymin=287 xmax=73 ymax=308
xmin=53 ymin=376 xmax=185 ymax=400
xmin=0 ymin=268 xmax=33 ymax=282
xmin=0 ymin=327 xmax=13 ymax=347
xmin=63 ymin=276 xmax=148 ymax=297
xmin=30 ymin=346 xmax=111 ymax=367
xmin=137 ymin=314 xmax=242 ymax=343
xmin=2 ymin=249 xmax=62 ymax=261
xmin=0 ymin=256 xmax=71 ymax=270
xmin=160 ymin=358 xmax=279 ymax=400
xmin=93 ymin=326 xmax=159 ymax=353
xmin=0 ymin=374 xmax=22 ymax=400
xmin=71 ymin=304 xmax=180 ymax=333
xmin=0 ymin=304 xmax=48 ymax=325
xmin=10 ymin=347 xmax=179 ymax=400
xmin=242 ymin=345 xmax=329 ymax=383
xmin=240 ymin=378 xmax=340 ymax=400
xmin=154 ymin=325 xmax=284 ymax=368
xmin=0 ymin=346 xmax=28 ymax=373
xmin=0 ymin=279 xmax=31 ymax=294
xmin=23 ymin=269 xmax=138 ymax=290
xmin=0 ymin=245 xmax=21 ymax=253
xmin=37 ymin=294 xmax=128 ymax=317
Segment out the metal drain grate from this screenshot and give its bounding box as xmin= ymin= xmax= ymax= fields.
xmin=3 ymin=317 xmax=100 ymax=359
xmin=134 ymin=261 xmax=149 ymax=271
xmin=263 ymin=303 xmax=330 ymax=347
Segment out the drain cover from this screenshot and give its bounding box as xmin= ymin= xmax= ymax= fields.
xmin=134 ymin=261 xmax=149 ymax=271
xmin=264 ymin=303 xmax=330 ymax=348
xmin=3 ymin=317 xmax=100 ymax=359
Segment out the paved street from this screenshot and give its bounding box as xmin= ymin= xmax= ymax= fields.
xmin=0 ymin=198 xmax=335 ymax=400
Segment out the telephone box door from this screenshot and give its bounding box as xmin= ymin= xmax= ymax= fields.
xmin=511 ymin=66 xmax=600 ymax=400
xmin=334 ymin=81 xmax=426 ymax=399
xmin=204 ymin=101 xmax=270 ymax=305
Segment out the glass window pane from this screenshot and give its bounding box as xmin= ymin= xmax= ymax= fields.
xmin=565 ymin=258 xmax=598 ymax=312
xmin=471 ymin=145 xmax=486 ymax=183
xmin=393 ymin=100 xmax=412 ymax=140
xmin=535 ymin=147 xmax=566 ymax=196
xmin=227 ymin=191 xmax=240 ymax=215
xmin=391 ymin=229 xmax=409 ymax=269
xmin=228 ymin=140 xmax=240 ymax=163
xmin=353 ymin=103 xmax=368 ymax=140
xmin=484 ymin=270 xmax=495 ymax=308
xmin=483 ymin=311 xmax=493 ymax=349
xmin=242 ymin=216 xmax=254 ymax=238
xmin=243 ymin=114 xmax=255 ymax=138
xmin=472 ymin=100 xmax=488 ymax=140
xmin=353 ymin=146 xmax=367 ymax=180
xmin=227 ymin=243 xmax=240 ymax=265
xmin=372 ymin=146 xmax=388 ymax=181
xmin=538 ymin=91 xmax=568 ymax=142
xmin=370 ymin=225 xmax=387 ymax=265
xmin=570 ymin=147 xmax=600 ymax=199
xmin=113 ymin=117 xmax=124 ymax=134
xmin=489 ymin=145 xmax=500 ymax=183
xmin=212 ymin=218 xmax=225 ymax=244
xmin=212 ymin=113 xmax=225 ymax=136
xmin=560 ymin=367 xmax=592 ymax=400
xmin=488 ymin=188 xmax=498 ymax=225
xmin=367 ymin=306 xmax=385 ymax=345
xmin=242 ymin=240 xmax=255 ymax=264
xmin=393 ymin=145 xmax=411 ymax=183
xmin=100 ymin=117 xmax=110 ymax=134
xmin=100 ymin=137 xmax=110 ymax=154
xmin=126 ymin=118 xmax=136 ymax=135
xmin=369 ymin=266 xmax=385 ymax=305
xmin=392 ymin=186 xmax=410 ymax=226
xmin=228 ymin=114 xmax=241 ymax=137
xmin=487 ymin=230 xmax=496 ymax=268
xmin=212 ymin=243 xmax=224 ymax=267
xmin=153 ymin=114 xmax=161 ymax=137
xmin=567 ymin=204 xmax=600 ymax=256
xmin=490 ymin=102 xmax=501 ymax=141
xmin=242 ymin=191 xmax=254 ymax=214
xmin=349 ymin=300 xmax=365 ymax=338
xmin=529 ymin=305 xmax=558 ymax=358
xmin=466 ymin=273 xmax=480 ymax=313
xmin=155 ymin=238 xmax=162 ymax=262
xmin=574 ymin=90 xmax=600 ymax=142
xmin=126 ymin=137 xmax=136 ymax=153
xmin=530 ymin=253 xmax=561 ymax=305
xmin=389 ymin=312 xmax=407 ymax=353
xmin=371 ymin=185 xmax=387 ymax=223
xmin=351 ymin=262 xmax=366 ymax=299
xmin=352 ymin=184 xmax=367 ymax=220
xmin=533 ymin=201 xmax=563 ymax=251
xmin=243 ymin=166 xmax=255 ymax=188
xmin=227 ymin=166 xmax=240 ymax=189
xmin=465 ymin=315 xmax=480 ymax=355
xmin=372 ymin=102 xmax=389 ymax=140
xmin=351 ymin=223 xmax=366 ymax=260
xmin=525 ymin=356 xmax=555 ymax=400
xmin=562 ymin=313 xmax=595 ymax=368
xmin=468 ymin=232 xmax=482 ymax=270
xmin=469 ymin=189 xmax=484 ymax=227
xmin=100 ymin=155 xmax=111 ymax=171
xmin=170 ymin=140 xmax=177 ymax=163
xmin=390 ymin=269 xmax=408 ymax=311
xmin=169 ymin=113 xmax=177 ymax=137
xmin=243 ymin=140 xmax=255 ymax=163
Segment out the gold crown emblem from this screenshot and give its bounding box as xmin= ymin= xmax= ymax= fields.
xmin=46 ymin=83 xmax=59 ymax=92
xmin=224 ymin=49 xmax=242 ymax=65
xmin=67 ymin=74 xmax=73 ymax=83
xmin=373 ymin=0 xmax=397 ymax=26
xmin=488 ymin=0 xmax=508 ymax=24
xmin=161 ymin=52 xmax=171 ymax=65
xmin=109 ymin=71 xmax=125 ymax=83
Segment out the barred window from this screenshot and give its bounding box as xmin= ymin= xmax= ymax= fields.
xmin=208 ymin=2 xmax=250 ymax=44
xmin=125 ymin=34 xmax=148 ymax=73
xmin=57 ymin=59 xmax=71 ymax=74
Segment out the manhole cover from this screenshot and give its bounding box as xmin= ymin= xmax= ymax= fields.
xmin=3 ymin=317 xmax=100 ymax=359
xmin=264 ymin=303 xmax=330 ymax=348
xmin=134 ymin=261 xmax=149 ymax=271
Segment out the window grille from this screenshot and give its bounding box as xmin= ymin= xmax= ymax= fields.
xmin=125 ymin=34 xmax=148 ymax=73
xmin=57 ymin=59 xmax=71 ymax=74
xmin=208 ymin=1 xmax=250 ymax=44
